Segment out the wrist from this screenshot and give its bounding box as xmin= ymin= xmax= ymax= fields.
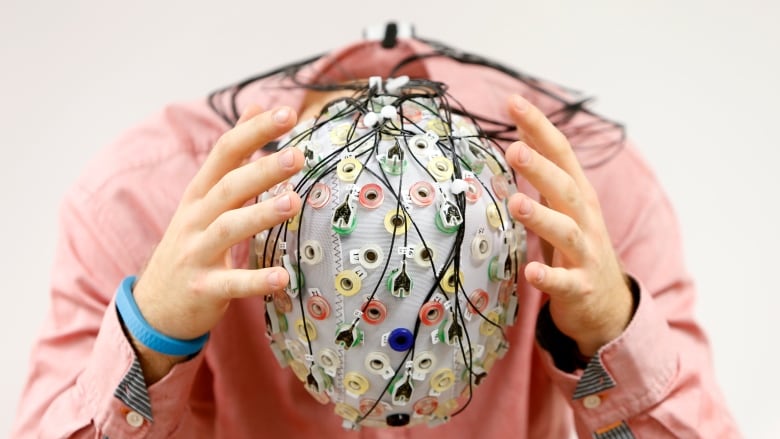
xmin=115 ymin=275 xmax=209 ymax=356
xmin=115 ymin=275 xmax=196 ymax=384
xmin=116 ymin=301 xmax=189 ymax=385
xmin=574 ymin=275 xmax=637 ymax=357
xmin=537 ymin=274 xmax=639 ymax=371
xmin=128 ymin=335 xmax=188 ymax=385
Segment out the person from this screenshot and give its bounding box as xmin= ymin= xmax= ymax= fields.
xmin=11 ymin=33 xmax=741 ymax=438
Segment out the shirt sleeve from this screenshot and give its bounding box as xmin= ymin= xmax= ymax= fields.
xmin=10 ymin=184 xmax=211 ymax=438
xmin=534 ymin=149 xmax=743 ymax=438
xmin=10 ymin=100 xmax=227 ymax=438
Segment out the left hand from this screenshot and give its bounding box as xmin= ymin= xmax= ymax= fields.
xmin=505 ymin=95 xmax=633 ymax=357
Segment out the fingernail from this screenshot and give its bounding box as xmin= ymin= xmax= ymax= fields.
xmin=278 ymin=148 xmax=295 ymax=168
xmin=273 ymin=107 xmax=291 ymax=124
xmin=515 ymin=142 xmax=531 ymax=165
xmin=512 ymin=95 xmax=529 ymax=113
xmin=516 ymin=196 xmax=532 ymax=217
xmin=274 ymin=194 xmax=291 ymax=211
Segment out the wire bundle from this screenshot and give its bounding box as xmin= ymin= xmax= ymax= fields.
xmin=255 ymin=77 xmax=525 ymax=429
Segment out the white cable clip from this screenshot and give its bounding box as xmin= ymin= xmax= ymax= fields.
xmin=450 ymin=179 xmax=468 ymax=195
xmin=369 ymin=76 xmax=384 ymax=94
xmin=380 ymin=105 xmax=397 ymax=120
xmin=363 ymin=22 xmax=416 ymax=41
xmin=385 ymin=76 xmax=409 ymax=94
xmin=282 ymin=254 xmax=299 ymax=297
xmin=363 ymin=111 xmax=379 ymax=128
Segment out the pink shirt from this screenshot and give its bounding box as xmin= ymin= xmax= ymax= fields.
xmin=12 ymin=39 xmax=741 ymax=438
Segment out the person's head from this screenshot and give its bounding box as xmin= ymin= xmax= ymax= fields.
xmin=212 ymin=34 xmax=623 ymax=430
xmin=256 ymin=75 xmax=524 ymax=429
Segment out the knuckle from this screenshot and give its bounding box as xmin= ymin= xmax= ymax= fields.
xmin=564 ymin=222 xmax=583 ymax=250
xmin=179 ymin=240 xmax=199 ymax=263
xmin=252 ymin=154 xmax=273 ymax=180
xmin=217 ymin=176 xmax=234 ymax=200
xmin=562 ymin=176 xmax=581 ymax=207
xmin=187 ymin=273 xmax=209 ymax=298
xmin=171 ymin=209 xmax=198 ymax=234
xmin=245 ymin=156 xmax=282 ymax=197
xmin=219 ymin=276 xmax=234 ymax=298
xmin=579 ymin=277 xmax=595 ymax=296
xmin=213 ymin=131 xmax=235 ymax=158
xmin=212 ymin=217 xmax=233 ymax=241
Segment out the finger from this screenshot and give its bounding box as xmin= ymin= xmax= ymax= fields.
xmin=236 ymin=104 xmax=264 ymax=125
xmin=507 ymin=95 xmax=588 ymax=187
xmin=506 ymin=141 xmax=588 ymax=222
xmin=199 ymin=192 xmax=302 ymax=256
xmin=539 ymin=197 xmax=555 ymax=266
xmin=205 ymin=267 xmax=289 ymax=300
xmin=524 ymin=261 xmax=584 ymax=300
xmin=199 ymin=147 xmax=304 ymax=222
xmin=186 ymin=107 xmax=297 ymax=199
xmin=508 ymin=192 xmax=586 ymax=264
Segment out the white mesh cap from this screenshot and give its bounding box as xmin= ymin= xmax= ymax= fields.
xmin=255 ymin=76 xmax=526 ymax=430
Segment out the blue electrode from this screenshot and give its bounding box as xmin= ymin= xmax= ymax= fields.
xmin=388 ymin=328 xmax=414 ymax=352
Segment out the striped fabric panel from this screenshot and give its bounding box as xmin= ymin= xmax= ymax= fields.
xmin=573 ymin=355 xmax=616 ymax=399
xmin=113 ymin=357 xmax=153 ymax=421
xmin=593 ymin=422 xmax=635 ymax=439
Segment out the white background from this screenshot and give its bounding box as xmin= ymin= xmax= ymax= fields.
xmin=1 ymin=1 xmax=778 ymax=437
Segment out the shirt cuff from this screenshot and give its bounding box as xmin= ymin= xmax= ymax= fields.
xmin=536 ymin=275 xmax=641 ymax=373
xmin=535 ymin=276 xmax=679 ymax=433
xmin=76 ymin=297 xmax=205 ymax=437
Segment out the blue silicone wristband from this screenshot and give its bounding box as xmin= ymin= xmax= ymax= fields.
xmin=115 ymin=275 xmax=208 ymax=356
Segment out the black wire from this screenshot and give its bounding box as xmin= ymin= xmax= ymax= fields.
xmin=240 ymin=34 xmax=626 ymax=425
xmin=206 ymin=34 xmax=626 ymax=171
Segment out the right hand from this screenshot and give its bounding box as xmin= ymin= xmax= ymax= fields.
xmin=131 ymin=105 xmax=303 ymax=358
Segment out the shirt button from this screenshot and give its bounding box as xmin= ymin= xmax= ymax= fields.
xmin=583 ymin=394 xmax=602 ymax=409
xmin=126 ymin=410 xmax=144 ymax=428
